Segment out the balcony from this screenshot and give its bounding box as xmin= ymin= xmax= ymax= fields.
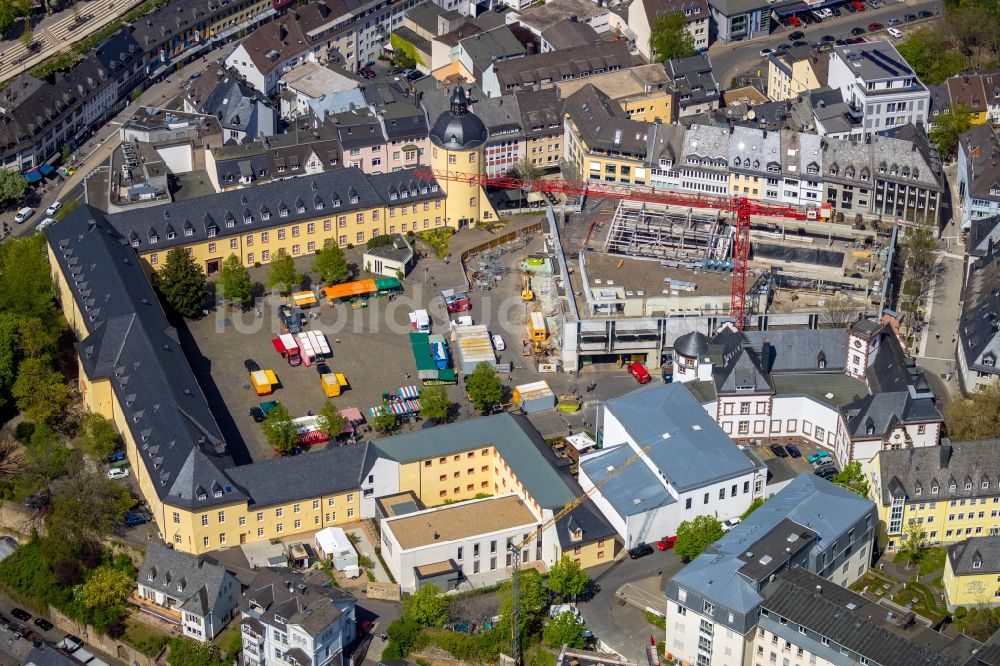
xmin=131 ymin=593 xmax=182 ymax=625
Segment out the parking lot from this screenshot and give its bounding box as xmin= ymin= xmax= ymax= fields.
xmin=178 ymin=216 xmax=654 ymax=463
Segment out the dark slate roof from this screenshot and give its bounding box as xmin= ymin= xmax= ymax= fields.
xmin=139 ymin=543 xmax=233 ymax=615
xmin=667 ymin=53 xmax=720 ymax=108
xmin=673 ymin=330 xmax=709 ymax=358
xmin=564 ymin=84 xmax=653 ymax=156
xmin=372 ymin=413 xmax=577 ymax=510
xmin=226 ymin=443 xmax=375 ymax=509
xmin=459 ymin=26 xmax=527 ymax=76
xmin=494 ymin=41 xmax=633 ymax=91
xmin=841 ymin=391 xmax=940 ymax=438
xmin=876 ymin=441 xmax=1000 ymax=505
xmin=335 ymin=107 xmax=387 ymax=149
xmin=241 ymin=567 xmax=356 ymax=638
xmin=714 ymin=345 xmax=773 ymax=393
xmin=959 ymin=124 xmax=1000 ymax=202
xmin=640 ymin=0 xmax=709 ymax=26
xmin=947 ymin=536 xmax=1000 ymax=575
xmin=24 ymin=646 xmax=81 ymax=666
xmin=554 ymin=498 xmax=619 ymax=550
xmin=540 ymin=19 xmax=600 ymax=51
xmin=187 ymin=68 xmax=271 ymax=135
xmin=866 ymin=332 xmax=934 ymax=396
xmin=968 ymin=214 xmax=1000 ymax=257
xmin=743 ymin=329 xmax=847 ymax=372
xmin=45 ymin=213 xmax=241 ymax=511
xmin=105 ymin=167 xmax=440 ymax=252
xmin=960 ymin=247 xmax=1000 ymax=375
xmin=428 ymin=86 xmax=488 ymax=150
xmin=516 ymin=87 xmax=563 ymax=140
xmin=761 ymin=568 xmax=967 ymax=666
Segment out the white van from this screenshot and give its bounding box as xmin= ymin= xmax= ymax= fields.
xmin=887 ymin=27 xmax=902 ymax=37
xmin=14 ymin=207 xmax=34 ymax=224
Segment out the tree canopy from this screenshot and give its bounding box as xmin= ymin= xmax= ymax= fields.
xmin=158 ymin=247 xmax=207 ymax=318
xmin=11 ymin=357 xmax=68 ymax=424
xmin=419 ymin=385 xmax=452 ymax=423
xmin=832 ymin=461 xmax=871 ymax=498
xmin=466 ymin=362 xmax=504 ymax=412
xmin=674 ymin=515 xmax=724 ymax=562
xmin=944 ymin=383 xmax=1000 ymax=441
xmin=263 ymin=403 xmax=298 ymax=454
xmin=78 ymin=413 xmax=119 ymax=460
xmin=402 ymin=583 xmax=450 ymax=626
xmin=547 ymin=555 xmax=589 ymax=600
xmin=82 ymin=566 xmax=135 ymax=609
xmin=372 ymin=411 xmax=398 ymax=433
xmin=543 ymin=611 xmax=586 ymax=649
xmin=896 ymin=28 xmax=965 ymax=84
xmin=649 ymin=12 xmax=695 ymax=62
xmin=265 ymin=251 xmax=303 ymax=293
xmin=218 ymin=254 xmax=253 ymax=306
xmin=318 ymin=401 xmax=347 ymax=439
xmin=929 ymin=104 xmax=972 ymax=159
xmin=313 ymin=243 xmax=352 ymax=285
xmin=0 ymin=169 xmax=28 ymax=208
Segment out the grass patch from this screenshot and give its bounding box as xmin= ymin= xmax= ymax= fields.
xmin=214 ymin=620 xmax=243 ymax=661
xmin=121 ymin=618 xmax=170 ymax=657
xmin=644 ymin=610 xmax=666 ymax=630
xmin=849 ymin=571 xmax=894 ymax=599
xmin=892 ymin=581 xmax=946 ymax=622
xmin=893 ymin=547 xmax=946 ymax=576
xmin=417 ymin=228 xmax=454 ymax=259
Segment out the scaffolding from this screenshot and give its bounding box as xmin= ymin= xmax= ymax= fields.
xmin=601 ymin=200 xmax=733 ymax=263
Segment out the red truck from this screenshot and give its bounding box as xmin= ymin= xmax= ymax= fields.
xmin=272 ymin=334 xmax=302 ymax=366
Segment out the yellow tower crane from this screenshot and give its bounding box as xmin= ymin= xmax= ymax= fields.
xmin=507 ymin=444 xmax=651 ymax=664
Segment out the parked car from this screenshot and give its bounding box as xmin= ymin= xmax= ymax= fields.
xmin=657 ymin=536 xmax=677 ymax=550
xmin=866 ymin=0 xmax=880 ymax=8
xmin=248 ymin=406 xmax=267 ymax=423
xmin=868 ymin=21 xmax=884 ymax=30
xmin=785 ymin=444 xmax=802 ymax=458
xmin=628 ymin=543 xmax=654 ymax=559
xmin=451 ymin=316 xmax=474 ymax=329
xmin=776 ymin=43 xmax=791 ymax=51
xmin=57 ymin=635 xmax=83 ymax=653
xmin=628 ymin=362 xmax=652 ymax=384
xmin=124 ymin=511 xmax=151 ymax=527
xmin=315 ymin=362 xmax=332 ymax=376
xmin=816 ymin=467 xmax=837 ymax=480
xmin=11 ymin=609 xmax=30 ymax=622
xmin=107 ymin=467 xmax=130 ymax=480
xmin=807 ymin=450 xmax=831 ymax=464
xmin=904 ymin=13 xmax=916 ymax=21
xmin=106 ymin=451 xmax=126 ymax=463
xmin=887 ymin=27 xmax=902 ymax=37
xmin=918 ymin=10 xmax=933 ymax=18
xmin=359 ymin=67 xmax=376 ymax=79
xmin=244 ymin=358 xmax=261 ymax=373
xmin=851 ymin=26 xmax=866 ymax=35
xmin=792 ymin=40 xmax=809 ymax=47
xmin=887 ymin=17 xmax=901 ymax=25
xmin=722 ymin=517 xmax=741 ymax=532
xmin=14 ymin=207 xmax=34 ymax=224
xmin=789 ymin=30 xmax=805 ymax=40
xmin=820 ymin=34 xmax=835 ymax=42
xmin=33 ymin=618 xmax=53 ymax=632
xmin=759 ymin=47 xmax=774 ymax=56
xmin=44 ymin=201 xmax=62 ymax=217
xmin=36 ymin=217 xmax=56 ymax=232
xmin=491 ymin=334 xmax=506 ymax=351
xmin=769 ymin=444 xmax=788 ymax=458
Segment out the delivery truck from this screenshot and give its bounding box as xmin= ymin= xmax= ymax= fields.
xmin=272 ymin=334 xmax=302 ymax=366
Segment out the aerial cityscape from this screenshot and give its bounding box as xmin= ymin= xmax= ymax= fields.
xmin=0 ymin=0 xmax=998 ymax=664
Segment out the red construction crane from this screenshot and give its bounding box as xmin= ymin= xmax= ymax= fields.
xmin=415 ymin=168 xmax=821 ymax=330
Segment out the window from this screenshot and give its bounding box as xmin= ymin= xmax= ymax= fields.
xmin=276 ymin=508 xmax=283 ymax=517
xmin=201 ymin=515 xmax=208 ymax=526
xmin=218 ymin=511 xmax=225 ymax=523
xmin=703 ymin=601 xmax=715 ymax=616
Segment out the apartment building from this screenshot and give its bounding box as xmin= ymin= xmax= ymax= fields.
xmin=958 ymin=245 xmax=1000 ymax=393
xmin=277 ymin=61 xmax=362 ymax=120
xmin=518 ymin=88 xmax=564 ymax=172
xmin=136 ymin=543 xmax=240 ymax=641
xmin=483 ymin=40 xmax=632 ymax=98
xmin=767 ymin=46 xmax=829 ymax=102
xmin=666 ymin=54 xmax=720 ymax=117
xmin=943 ymin=536 xmax=1000 ymax=610
xmin=827 ymin=42 xmax=930 ymax=137
xmin=666 ymin=474 xmax=876 ymax=666
xmin=706 ymin=0 xmax=772 ymax=43
xmin=580 ymin=383 xmax=766 ymax=549
xmin=628 ymin=0 xmax=710 ymax=58
xmin=957 ymin=124 xmax=1000 ymax=229
xmin=0 ymin=29 xmax=143 ymax=171
xmin=183 ymin=67 xmax=276 ymax=143
xmin=554 ymin=64 xmax=676 ymax=124
xmin=240 ymin=568 xmax=357 ymax=666
xmin=755 ymin=567 xmax=979 ymax=666
xmin=869 ymin=441 xmax=1000 ymax=551
xmin=947 ymin=73 xmax=991 ymax=125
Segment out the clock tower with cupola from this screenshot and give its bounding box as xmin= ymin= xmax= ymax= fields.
xmin=845 ymin=318 xmax=883 ymax=379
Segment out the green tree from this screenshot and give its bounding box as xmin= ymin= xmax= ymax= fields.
xmin=263 ymin=403 xmax=298 ymax=454
xmin=49 ymin=464 xmax=134 ymax=543
xmin=944 ymin=383 xmax=1000 ymax=440
xmin=649 ymin=12 xmax=695 ymax=63
xmin=496 ymin=568 xmax=548 ymax=652
xmin=466 ymin=362 xmax=504 ymax=412
xmin=547 ymin=554 xmax=589 ymax=601
xmin=317 ymin=401 xmax=347 ymax=439
xmin=312 ymin=243 xmax=352 ymax=285
xmin=542 ymin=611 xmax=586 ymax=649
xmin=381 ymin=617 xmax=426 ymax=661
xmin=166 ymin=637 xmax=230 ymax=666
xmin=740 ymin=497 xmax=765 ymax=520
xmin=393 ymin=49 xmax=416 ymax=68
xmin=961 ymin=607 xmax=1000 ymax=642
xmin=0 ymin=169 xmax=28 ymax=208
xmin=0 ymin=313 xmax=19 ymax=408
xmin=897 ymin=28 xmax=965 ymax=83
xmin=832 ymin=461 xmax=871 ymax=498
xmin=217 ymin=254 xmax=253 ymax=306
xmin=510 ymin=159 xmax=543 ymax=180
xmin=372 ymin=411 xmax=398 ymax=433
xmin=419 ymin=385 xmax=452 ymax=423
xmin=900 ymin=519 xmax=928 ymax=567
xmin=0 ymin=235 xmax=59 ymax=326
xmin=158 ymin=247 xmax=207 ymax=318
xmin=82 ymin=566 xmax=134 ymax=609
xmin=929 ymin=104 xmax=972 ymax=159
xmin=674 ymin=515 xmax=724 ymax=562
xmin=17 ymin=316 xmax=57 ymax=361
xmin=18 ymin=424 xmax=72 ymax=498
xmin=265 ymin=251 xmax=302 ymax=294
xmin=78 ymin=412 xmax=119 ymax=460
xmin=11 ymin=357 xmax=68 ymax=424
xmin=403 ymin=583 xmax=450 ymax=626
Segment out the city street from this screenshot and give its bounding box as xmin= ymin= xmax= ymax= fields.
xmin=0 ymin=0 xmax=146 ymax=84
xmin=709 ymin=0 xmax=944 ymax=87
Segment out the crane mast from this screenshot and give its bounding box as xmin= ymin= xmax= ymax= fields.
xmin=415 ymin=169 xmax=814 ymax=329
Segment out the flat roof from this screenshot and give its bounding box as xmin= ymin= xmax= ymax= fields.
xmin=376 ymin=491 xmax=426 ymax=518
xmin=385 ymin=495 xmax=538 ymax=550
xmin=583 ymin=252 xmax=732 ymax=302
xmin=414 ymin=560 xmax=461 ymax=577
xmin=555 ymin=64 xmax=670 ymax=101
xmin=280 ymin=61 xmax=359 ymax=98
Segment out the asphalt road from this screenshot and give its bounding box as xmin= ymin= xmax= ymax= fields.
xmin=708 ymin=0 xmax=944 ymax=87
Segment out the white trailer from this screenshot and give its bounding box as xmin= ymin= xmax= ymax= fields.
xmin=315 ymin=527 xmax=360 ymax=577
xmin=409 ymin=309 xmax=431 ymax=332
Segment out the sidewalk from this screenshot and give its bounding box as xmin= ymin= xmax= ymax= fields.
xmin=346 ymin=526 xmax=392 ymax=583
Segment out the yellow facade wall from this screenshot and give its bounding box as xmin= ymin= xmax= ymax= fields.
xmin=565 ymin=537 xmax=620 ymax=569
xmin=767 ymin=57 xmax=823 ymax=102
xmin=621 ymin=92 xmax=675 ymax=124
xmin=730 ymin=172 xmax=764 ymax=200
xmin=943 ymin=561 xmax=1000 ymax=608
xmin=565 ymin=119 xmax=648 ymax=187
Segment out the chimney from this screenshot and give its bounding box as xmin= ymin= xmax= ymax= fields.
xmin=815 ymin=585 xmax=822 ymax=594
